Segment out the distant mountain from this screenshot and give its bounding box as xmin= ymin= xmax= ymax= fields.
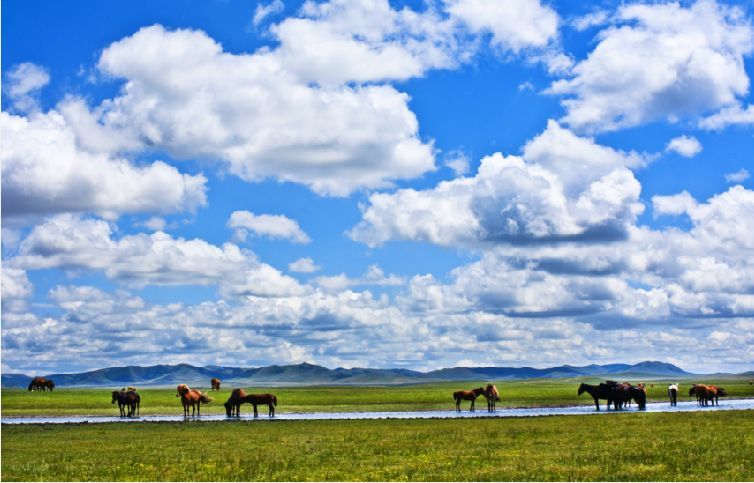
xmin=1 ymin=360 xmax=698 ymax=388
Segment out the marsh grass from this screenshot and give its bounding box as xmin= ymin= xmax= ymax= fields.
xmin=4 ymin=377 xmax=753 ymax=417
xmin=2 ymin=411 xmax=753 ymax=481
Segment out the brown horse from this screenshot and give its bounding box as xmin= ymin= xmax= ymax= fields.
xmin=224 ymin=388 xmax=246 ymax=417
xmin=28 ymin=377 xmax=55 ymax=391
xmin=453 ymin=387 xmax=485 ymax=412
xmin=112 ymin=389 xmax=141 ymax=417
xmin=176 ymin=384 xmax=212 ymax=416
xmin=211 ymin=378 xmax=221 ymax=391
xmin=484 ymin=384 xmax=500 ymax=412
xmin=224 ymin=389 xmax=277 ymax=418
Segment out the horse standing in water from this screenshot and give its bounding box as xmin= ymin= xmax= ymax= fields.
xmin=484 ymin=384 xmax=500 ymax=412
xmin=668 ymin=383 xmax=678 ymax=406
xmin=211 ymin=378 xmax=221 ymax=391
xmin=112 ymin=389 xmax=141 ymax=417
xmin=224 ymin=389 xmax=277 ymax=418
xmin=176 ymin=384 xmax=212 ymax=416
xmin=453 ymin=387 xmax=485 ymax=412
xmin=578 ymin=382 xmax=631 ymax=410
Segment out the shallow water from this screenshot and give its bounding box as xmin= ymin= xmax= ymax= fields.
xmin=3 ymin=398 xmax=752 ymax=425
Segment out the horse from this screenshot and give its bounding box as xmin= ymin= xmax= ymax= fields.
xmin=668 ymin=383 xmax=678 ymax=406
xmin=689 ymin=384 xmax=714 ymax=406
xmin=707 ymin=385 xmax=727 ymax=406
xmin=224 ymin=389 xmax=277 ymax=418
xmin=453 ymin=387 xmax=485 ymax=412
xmin=628 ymin=384 xmax=647 ymax=409
xmin=211 ymin=378 xmax=221 ymax=391
xmin=112 ymin=389 xmax=140 ymax=417
xmin=484 ymin=384 xmax=500 ymax=412
xmin=578 ymin=382 xmax=629 ymax=410
xmin=224 ymin=388 xmax=246 ymax=417
xmin=28 ymin=377 xmax=54 ymax=391
xmin=176 ymin=384 xmax=212 ymax=416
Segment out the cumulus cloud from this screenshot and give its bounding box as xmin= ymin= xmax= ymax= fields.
xmin=315 ymin=264 xmax=404 ymax=291
xmin=9 ymin=214 xmax=305 ymax=297
xmin=92 ymin=24 xmax=435 ymax=196
xmin=1 ymin=111 xmax=207 ymax=221
xmin=288 ymin=257 xmax=321 ymax=273
xmin=725 ymin=168 xmax=750 ymax=183
xmin=549 ymin=0 xmax=754 ymax=132
xmin=351 ymin=120 xmax=647 ymax=247
xmin=653 ymin=191 xmax=698 ymax=216
xmin=444 ymin=0 xmax=559 ymax=52
xmin=253 ymin=0 xmax=284 ymax=27
xmin=1 ymin=268 xmax=33 ymax=313
xmin=700 ymin=103 xmax=754 ymax=129
xmin=228 ymin=210 xmax=310 ymax=244
xmin=665 ymin=135 xmax=702 ymax=158
xmin=4 ymin=63 xmax=49 ymax=113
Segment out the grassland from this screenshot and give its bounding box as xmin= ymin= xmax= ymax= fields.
xmin=3 ymin=377 xmax=753 ymax=417
xmin=2 ymin=410 xmax=753 ymax=481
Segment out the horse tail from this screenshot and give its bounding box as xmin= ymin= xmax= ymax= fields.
xmin=272 ymin=395 xmax=277 ymax=407
xmin=200 ymin=394 xmax=212 ymax=404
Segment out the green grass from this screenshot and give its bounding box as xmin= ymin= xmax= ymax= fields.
xmin=3 ymin=377 xmax=753 ymax=417
xmin=2 ymin=411 xmax=753 ymax=481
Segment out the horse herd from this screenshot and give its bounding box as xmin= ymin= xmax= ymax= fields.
xmin=27 ymin=377 xmax=730 ymax=418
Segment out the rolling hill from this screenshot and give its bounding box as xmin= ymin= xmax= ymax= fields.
xmin=1 ymin=360 xmax=699 ymax=388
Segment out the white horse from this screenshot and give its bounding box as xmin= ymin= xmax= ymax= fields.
xmin=668 ymin=383 xmax=678 ymax=406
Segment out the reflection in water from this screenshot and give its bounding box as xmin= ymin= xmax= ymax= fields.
xmin=3 ymin=398 xmax=753 ymax=425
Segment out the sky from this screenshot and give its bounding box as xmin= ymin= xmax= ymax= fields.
xmin=1 ymin=0 xmax=753 ymax=375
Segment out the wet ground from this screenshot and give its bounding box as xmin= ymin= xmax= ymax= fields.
xmin=3 ymin=398 xmax=753 ymax=425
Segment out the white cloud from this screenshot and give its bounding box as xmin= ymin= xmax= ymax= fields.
xmin=1 ymin=268 xmax=33 ymax=313
xmin=725 ymin=168 xmax=751 ymax=183
xmin=665 ymin=135 xmax=702 ymax=158
xmin=700 ymin=103 xmax=754 ymax=129
xmin=228 ymin=210 xmax=310 ymax=244
xmin=445 ymin=0 xmax=559 ymax=52
xmin=288 ymin=257 xmax=321 ymax=273
xmin=549 ymin=0 xmax=754 ymax=132
xmin=10 ymin=214 xmax=305 ymax=297
xmin=571 ymin=10 xmax=609 ymax=32
xmin=253 ymin=0 xmax=284 ymax=27
xmin=143 ymin=217 xmax=167 ymax=232
xmin=351 ymin=121 xmax=647 ymax=247
xmin=4 ymin=63 xmax=49 ymax=113
xmin=94 ymin=24 xmax=434 ymax=196
xmin=653 ymin=191 xmax=698 ymax=216
xmin=443 ymin=150 xmax=470 ymax=176
xmin=1 ymin=111 xmax=207 ymax=221
xmin=315 ymin=264 xmax=404 ymax=291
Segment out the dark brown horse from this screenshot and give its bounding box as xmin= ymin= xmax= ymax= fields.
xmin=176 ymin=384 xmax=212 ymax=416
xmin=28 ymin=377 xmax=55 ymax=391
xmin=484 ymin=384 xmax=500 ymax=412
xmin=689 ymin=384 xmax=725 ymax=406
xmin=211 ymin=378 xmax=221 ymax=391
xmin=224 ymin=388 xmax=246 ymax=417
xmin=453 ymin=387 xmax=485 ymax=412
xmin=112 ymin=389 xmax=141 ymax=417
xmin=578 ymin=382 xmax=631 ymax=410
xmin=224 ymin=389 xmax=277 ymax=418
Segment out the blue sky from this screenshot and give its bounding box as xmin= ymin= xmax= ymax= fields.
xmin=2 ymin=0 xmax=753 ymax=374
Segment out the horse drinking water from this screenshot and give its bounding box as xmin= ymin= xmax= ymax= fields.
xmin=111 ymin=389 xmax=140 ymax=417
xmin=224 ymin=389 xmax=277 ymax=418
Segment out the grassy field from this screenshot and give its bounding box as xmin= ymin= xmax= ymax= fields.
xmin=3 ymin=377 xmax=753 ymax=417
xmin=2 ymin=411 xmax=753 ymax=481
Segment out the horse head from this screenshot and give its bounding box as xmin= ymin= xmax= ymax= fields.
xmin=176 ymin=384 xmax=190 ymax=397
xmin=717 ymin=387 xmax=727 ymax=397
xmin=688 ymin=386 xmax=697 ymax=397
xmin=224 ymin=400 xmax=233 ymax=417
xmin=577 ymin=383 xmax=587 ymax=395
xmin=111 ymin=391 xmax=121 ymax=404
xmin=474 ymin=387 xmax=485 ymax=396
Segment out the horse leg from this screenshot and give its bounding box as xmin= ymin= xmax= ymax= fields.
xmin=470 ymin=398 xmax=475 ymax=412
xmin=253 ymin=404 xmax=258 ymax=418
xmin=455 ymin=399 xmax=460 ymax=412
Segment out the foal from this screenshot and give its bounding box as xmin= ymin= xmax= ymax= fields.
xmin=453 ymin=387 xmax=485 ymax=412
